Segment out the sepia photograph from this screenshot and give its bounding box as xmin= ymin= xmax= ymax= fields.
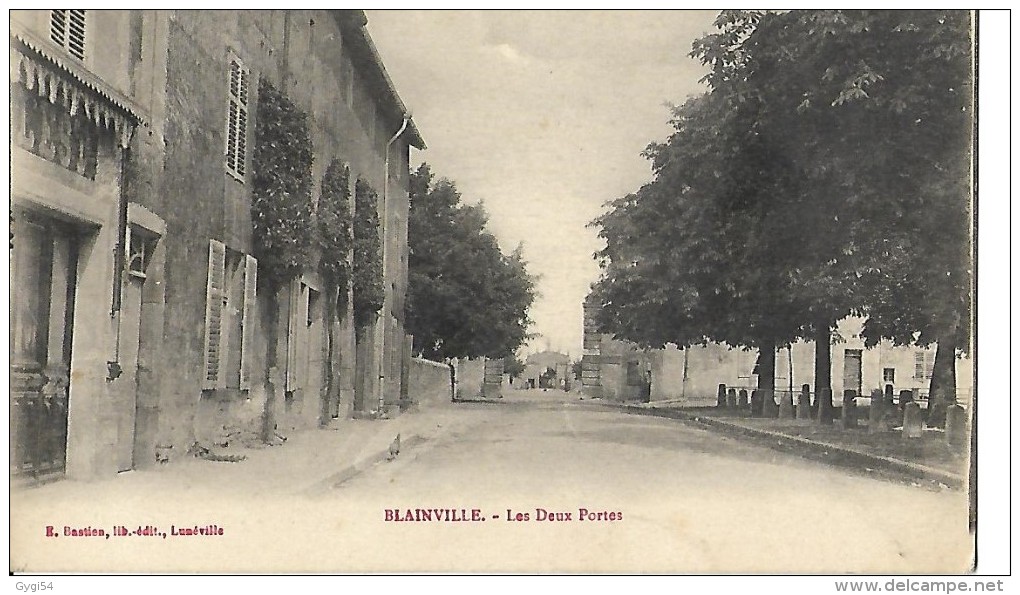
xmin=6 ymin=6 xmax=1007 ymax=584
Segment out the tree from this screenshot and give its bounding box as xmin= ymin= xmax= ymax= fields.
xmin=251 ymin=79 xmax=314 ymax=441
xmin=591 ymin=89 xmax=807 ymax=414
xmin=352 ymin=177 xmax=384 ymax=332
xmin=317 ymin=159 xmax=353 ymax=423
xmin=504 ymin=355 xmax=526 ymax=381
xmin=407 ymin=163 xmax=536 ymax=360
xmin=703 ymin=10 xmax=973 ymax=425
xmin=593 ymin=10 xmax=973 ymax=425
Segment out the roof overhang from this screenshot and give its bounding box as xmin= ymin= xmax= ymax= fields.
xmin=334 ymin=10 xmax=425 ymax=150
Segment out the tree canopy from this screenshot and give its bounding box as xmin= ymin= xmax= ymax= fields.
xmin=407 ymin=164 xmax=537 ymax=360
xmin=590 ymin=10 xmax=973 ymax=421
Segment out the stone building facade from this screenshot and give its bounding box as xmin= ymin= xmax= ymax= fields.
xmin=10 ymin=10 xmax=424 ymax=481
xmin=581 ymin=297 xmax=974 ymax=407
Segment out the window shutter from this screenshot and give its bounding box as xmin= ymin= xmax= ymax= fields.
xmin=50 ymin=10 xmax=66 ymax=47
xmin=50 ymin=10 xmax=86 ymax=60
xmin=914 ymin=351 xmax=925 ymax=380
xmin=286 ymin=281 xmax=301 ymax=392
xmin=203 ymin=240 xmax=227 ymax=389
xmin=239 ymin=254 xmax=257 ymax=390
xmin=225 ymin=57 xmax=249 ymax=180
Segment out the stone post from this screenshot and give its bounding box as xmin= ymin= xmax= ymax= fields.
xmin=778 ymin=389 xmax=795 ymax=419
xmin=737 ymin=389 xmax=748 ymax=409
xmin=797 ymin=384 xmax=812 ymax=420
xmin=946 ymin=404 xmax=968 ymax=448
xmin=761 ymin=388 xmax=778 ymax=418
xmin=902 ymin=402 xmax=923 ymax=439
xmin=868 ymin=388 xmax=885 ymax=433
xmin=726 ymin=388 xmax=737 ymax=408
xmin=818 ymin=388 xmax=834 ymax=425
xmin=898 ymin=389 xmax=914 ymax=426
xmin=717 ymin=384 xmax=727 ymax=408
xmin=750 ymin=389 xmax=762 ymax=417
xmin=884 ymin=384 xmax=895 ymax=409
xmin=840 ymin=389 xmax=858 ymax=429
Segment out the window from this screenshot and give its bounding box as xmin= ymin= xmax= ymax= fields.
xmin=225 ymin=55 xmax=250 ymax=181
xmin=126 ymin=227 xmax=156 ymax=278
xmin=914 ymin=351 xmax=933 ymax=380
xmin=203 ymin=240 xmax=257 ymax=390
xmin=883 ymin=368 xmax=895 ymax=383
xmin=50 ymin=10 xmax=86 ymax=60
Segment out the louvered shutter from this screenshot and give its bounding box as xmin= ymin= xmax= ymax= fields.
xmin=202 ymin=240 xmax=227 ymax=389
xmin=239 ymin=254 xmax=257 ymax=390
xmin=225 ymin=57 xmax=249 ymax=180
xmin=50 ymin=11 xmax=66 ymax=46
xmin=50 ymin=10 xmax=86 ymax=60
xmin=286 ymin=281 xmax=301 ymax=391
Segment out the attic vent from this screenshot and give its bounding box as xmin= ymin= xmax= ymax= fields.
xmin=50 ymin=10 xmax=87 ymax=60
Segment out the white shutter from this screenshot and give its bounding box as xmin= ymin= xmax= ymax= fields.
xmin=239 ymin=254 xmax=257 ymax=390
xmin=203 ymin=240 xmax=227 ymax=389
xmin=286 ymin=281 xmax=300 ymax=391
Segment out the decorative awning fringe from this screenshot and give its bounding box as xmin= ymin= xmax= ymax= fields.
xmin=10 ymin=42 xmax=136 ymax=149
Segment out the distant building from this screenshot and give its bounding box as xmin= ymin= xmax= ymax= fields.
xmin=523 ymin=351 xmax=571 ymax=390
xmin=581 ymin=296 xmax=974 ymax=406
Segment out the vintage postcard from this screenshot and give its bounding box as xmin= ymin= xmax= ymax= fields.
xmin=7 ymin=8 xmax=1006 ymax=582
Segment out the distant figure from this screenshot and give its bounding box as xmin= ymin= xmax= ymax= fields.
xmin=387 ymin=433 xmax=401 ymax=460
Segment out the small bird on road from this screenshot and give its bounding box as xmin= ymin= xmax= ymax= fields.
xmin=387 ymin=433 xmax=401 ymax=460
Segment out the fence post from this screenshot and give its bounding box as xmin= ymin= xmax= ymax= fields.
xmin=717 ymin=384 xmax=727 ymax=408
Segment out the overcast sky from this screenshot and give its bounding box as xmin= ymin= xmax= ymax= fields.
xmin=366 ymin=10 xmax=717 ymax=357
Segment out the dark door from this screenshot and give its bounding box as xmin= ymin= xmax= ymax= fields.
xmin=10 ymin=212 xmax=78 ymax=479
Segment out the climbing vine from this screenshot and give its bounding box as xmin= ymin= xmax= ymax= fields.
xmin=352 ymin=177 xmax=384 ymax=329
xmin=250 ymin=78 xmax=314 ymax=289
xmin=317 ymin=159 xmax=353 ymax=305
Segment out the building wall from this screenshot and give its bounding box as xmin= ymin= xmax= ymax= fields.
xmin=11 ymin=10 xmax=168 ymax=478
xmin=151 ymin=10 xmax=416 ymax=456
xmin=640 ymin=317 xmax=974 ymax=407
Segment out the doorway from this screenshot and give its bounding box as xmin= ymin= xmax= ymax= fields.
xmin=10 ymin=211 xmax=79 ymax=479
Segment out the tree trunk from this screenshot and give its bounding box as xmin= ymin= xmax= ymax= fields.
xmin=260 ymin=285 xmax=282 ymax=443
xmin=926 ymin=336 xmax=958 ymax=428
xmin=755 ymin=340 xmax=776 ymax=417
xmin=353 ymin=323 xmax=368 ymax=412
xmin=319 ymin=285 xmax=340 ymax=427
xmin=815 ymin=318 xmax=834 ymax=423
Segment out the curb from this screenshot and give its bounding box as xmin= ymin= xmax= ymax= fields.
xmin=593 ymin=401 xmax=965 ymax=490
xmin=303 ymin=434 xmax=426 ymax=495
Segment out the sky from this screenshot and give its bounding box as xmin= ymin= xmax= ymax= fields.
xmin=366 ymin=10 xmax=717 ymax=358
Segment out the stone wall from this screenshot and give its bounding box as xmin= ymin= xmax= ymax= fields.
xmin=408 ymin=358 xmax=452 ymax=407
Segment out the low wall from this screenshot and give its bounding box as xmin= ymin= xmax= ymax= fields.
xmin=408 ymin=358 xmax=452 ymax=407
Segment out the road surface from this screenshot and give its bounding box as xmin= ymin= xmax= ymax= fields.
xmin=10 ymin=388 xmax=972 ymax=574
xmin=330 ymin=389 xmax=972 ymax=573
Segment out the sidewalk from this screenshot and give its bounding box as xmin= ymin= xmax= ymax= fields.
xmin=586 ymin=399 xmax=968 ymax=490
xmin=12 ymin=402 xmax=468 ymax=503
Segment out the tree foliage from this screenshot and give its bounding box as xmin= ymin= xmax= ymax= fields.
xmin=591 ymin=10 xmax=973 ymax=418
xmin=352 ymin=177 xmax=384 ymax=329
xmin=251 ymin=79 xmax=314 ymax=290
xmin=317 ymin=159 xmax=353 ymax=307
xmin=407 ymin=164 xmax=536 ymax=360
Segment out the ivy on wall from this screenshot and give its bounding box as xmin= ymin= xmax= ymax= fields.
xmin=251 ymin=78 xmax=314 ymax=290
xmin=317 ymin=159 xmax=353 ymax=305
xmin=352 ymin=177 xmax=384 ymax=330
